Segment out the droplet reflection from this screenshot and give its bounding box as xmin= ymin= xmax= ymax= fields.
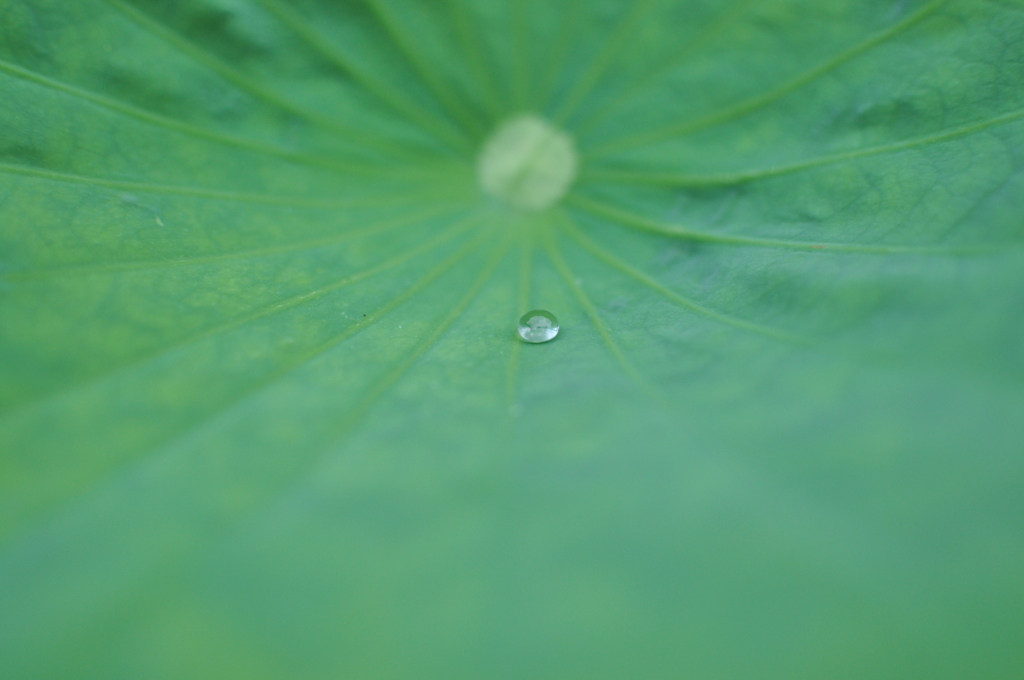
xmin=517 ymin=309 xmax=559 ymax=343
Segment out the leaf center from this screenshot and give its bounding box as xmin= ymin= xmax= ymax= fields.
xmin=477 ymin=115 xmax=577 ymax=211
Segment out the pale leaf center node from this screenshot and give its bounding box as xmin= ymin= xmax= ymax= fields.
xmin=477 ymin=115 xmax=578 ymax=211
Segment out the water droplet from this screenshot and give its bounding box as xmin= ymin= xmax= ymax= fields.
xmin=517 ymin=309 xmax=559 ymax=344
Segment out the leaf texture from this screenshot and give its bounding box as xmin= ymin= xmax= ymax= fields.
xmin=1 ymin=0 xmax=1023 ymax=678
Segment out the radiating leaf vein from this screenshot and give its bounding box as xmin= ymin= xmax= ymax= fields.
xmin=255 ymin=0 xmax=474 ymax=155
xmin=580 ymin=105 xmax=1024 ymax=187
xmin=558 ymin=210 xmax=806 ymax=343
xmin=586 ymin=0 xmax=948 ymax=156
xmin=0 ymin=215 xmax=480 ymax=417
xmin=99 ymin=0 xmax=412 ymax=157
xmin=567 ymin=193 xmax=991 ymax=254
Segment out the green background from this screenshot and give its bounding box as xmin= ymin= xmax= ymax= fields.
xmin=1 ymin=0 xmax=1022 ymax=677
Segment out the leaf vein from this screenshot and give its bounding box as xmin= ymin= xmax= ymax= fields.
xmin=255 ymin=0 xmax=473 ymax=155
xmin=567 ymin=193 xmax=993 ymax=255
xmin=0 ymin=216 xmax=481 ymax=419
xmin=558 ymin=210 xmax=806 ymax=343
xmin=586 ymin=0 xmax=948 ymax=156
xmin=98 ymin=0 xmax=410 ymax=157
xmin=581 ymin=105 xmax=1024 ymax=187
xmin=0 ymin=59 xmax=388 ymax=176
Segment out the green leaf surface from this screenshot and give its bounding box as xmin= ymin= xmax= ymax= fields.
xmin=2 ymin=0 xmax=1023 ymax=677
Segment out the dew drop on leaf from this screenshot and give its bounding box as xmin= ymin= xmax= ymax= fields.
xmin=518 ymin=310 xmax=560 ymax=343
